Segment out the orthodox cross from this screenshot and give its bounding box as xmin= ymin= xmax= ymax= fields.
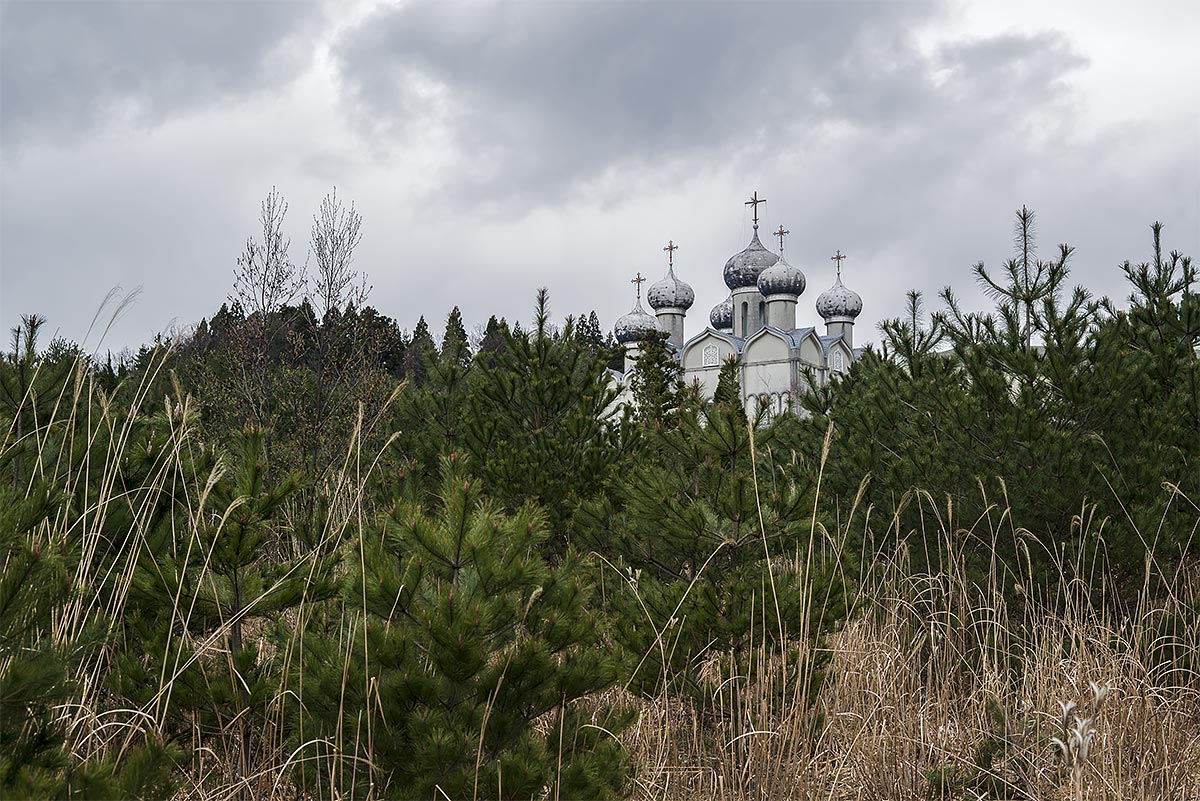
xmin=745 ymin=191 xmax=766 ymax=226
xmin=831 ymin=250 xmax=846 ymax=277
xmin=631 ymin=271 xmax=646 ymax=300
xmin=774 ymin=225 xmax=789 ymax=252
xmin=663 ymin=240 xmax=678 ymax=267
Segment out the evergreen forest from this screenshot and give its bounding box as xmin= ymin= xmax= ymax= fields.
xmin=3 ymin=196 xmax=1198 ymax=800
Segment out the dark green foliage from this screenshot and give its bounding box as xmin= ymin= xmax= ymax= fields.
xmin=476 ymin=314 xmax=509 ymax=369
xmin=297 ymin=459 xmax=629 ymax=800
xmin=388 ymin=327 xmax=475 ymax=499
xmin=575 ymin=310 xmax=607 ymax=358
xmin=713 ymin=355 xmax=746 ymax=421
xmin=791 ymin=212 xmax=1199 ymax=604
xmin=580 ymin=397 xmax=851 ymax=701
xmin=442 ymin=305 xmax=472 ymax=367
xmin=405 ymin=315 xmax=438 ymax=388
xmin=0 ymin=434 xmax=175 ymax=798
xmin=462 ymin=289 xmax=625 ymax=547
xmin=1 ymin=316 xmax=76 ymax=492
xmin=112 ymin=423 xmax=337 ymax=781
xmin=629 ymin=331 xmax=684 ymax=427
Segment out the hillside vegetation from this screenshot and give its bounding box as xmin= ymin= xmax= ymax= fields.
xmin=2 ymin=210 xmax=1197 ymax=800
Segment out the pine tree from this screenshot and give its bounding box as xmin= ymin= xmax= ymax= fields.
xmin=575 ymin=310 xmax=606 ymax=357
xmin=0 ymin=381 xmax=177 ymax=798
xmin=475 ymin=315 xmax=509 ymax=369
xmin=463 ymin=289 xmax=625 ymax=547
xmin=297 ymin=458 xmax=629 ymax=799
xmin=112 ymin=424 xmax=338 ymax=785
xmin=788 ymin=209 xmax=1199 ymax=603
xmin=1 ymin=316 xmax=75 ymax=492
xmin=404 ymin=315 xmax=437 ymax=387
xmin=629 ymin=331 xmax=683 ymax=427
xmin=579 ymin=397 xmax=849 ymax=702
xmin=603 ymin=331 xmax=624 ymax=372
xmin=441 ymin=306 xmax=472 ymax=367
xmin=712 ymin=355 xmax=745 ymax=421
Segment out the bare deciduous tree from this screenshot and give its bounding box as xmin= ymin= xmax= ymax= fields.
xmin=232 ymin=187 xmax=306 ymax=316
xmin=311 ymin=187 xmax=368 ymax=318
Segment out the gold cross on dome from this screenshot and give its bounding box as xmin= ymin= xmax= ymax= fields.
xmin=631 ymin=271 xmax=646 ymax=300
xmin=774 ymin=225 xmax=789 ymax=252
xmin=663 ymin=240 xmax=678 ymax=267
xmin=831 ymin=250 xmax=846 ymax=276
xmin=745 ymin=191 xmax=766 ymax=226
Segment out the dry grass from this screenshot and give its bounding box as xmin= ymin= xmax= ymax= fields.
xmin=615 ymin=551 xmax=1200 ymax=801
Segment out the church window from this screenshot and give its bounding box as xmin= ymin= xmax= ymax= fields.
xmin=759 ymin=301 xmax=766 ymax=327
xmin=702 ymin=344 xmax=719 ymax=367
xmin=740 ymin=302 xmax=748 ymax=335
xmin=833 ymin=351 xmax=844 ymax=372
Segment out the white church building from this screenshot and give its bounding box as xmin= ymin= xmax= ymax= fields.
xmin=611 ymin=193 xmax=864 ymax=418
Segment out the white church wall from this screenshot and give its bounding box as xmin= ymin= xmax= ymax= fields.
xmin=798 ymin=335 xmax=824 ymax=367
xmin=828 ymin=341 xmax=852 ymax=376
xmin=742 ymin=331 xmax=793 ymax=410
xmin=681 ymin=333 xmax=739 ymax=400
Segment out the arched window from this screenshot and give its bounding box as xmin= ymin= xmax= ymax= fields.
xmin=740 ymin=302 xmax=748 ymax=336
xmin=833 ymin=350 xmax=844 ymax=372
xmin=758 ymin=301 xmax=766 ymax=328
xmin=702 ymin=344 xmax=719 ymax=367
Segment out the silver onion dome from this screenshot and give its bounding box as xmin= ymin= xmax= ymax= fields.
xmin=723 ymin=226 xmax=780 ymax=290
xmin=647 ymin=265 xmax=695 ymax=311
xmin=757 ymin=254 xmax=806 ymax=298
xmin=816 ymin=273 xmax=863 ymax=320
xmin=614 ymin=299 xmax=661 ymax=344
xmin=709 ymin=295 xmax=734 ymax=330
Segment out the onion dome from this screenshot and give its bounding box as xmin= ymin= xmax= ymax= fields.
xmin=757 ymin=254 xmax=806 ymax=298
xmin=723 ymin=225 xmax=780 ymax=290
xmin=816 ymin=273 xmax=863 ymax=320
xmin=647 ymin=265 xmax=695 ymax=312
xmin=709 ymin=295 xmax=734 ymax=330
xmin=614 ymin=299 xmax=660 ymax=344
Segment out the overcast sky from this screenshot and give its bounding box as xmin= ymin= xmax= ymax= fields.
xmin=2 ymin=0 xmax=1197 ymax=354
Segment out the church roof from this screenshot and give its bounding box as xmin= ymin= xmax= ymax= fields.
xmin=613 ymin=298 xmax=660 ymax=344
xmin=723 ymin=225 xmax=780 ymax=290
xmin=757 ymin=254 xmax=806 ymax=298
xmin=647 ymin=265 xmax=695 ymax=312
xmin=783 ymin=326 xmax=817 ymax=349
xmin=683 ymin=327 xmax=745 ymax=354
xmin=743 ymin=325 xmax=826 ymax=354
xmin=818 ymin=334 xmax=849 ymax=356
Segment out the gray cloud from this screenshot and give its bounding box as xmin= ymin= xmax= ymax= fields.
xmin=333 ymin=1 xmax=947 ymax=209
xmin=0 ymin=0 xmax=325 ymax=150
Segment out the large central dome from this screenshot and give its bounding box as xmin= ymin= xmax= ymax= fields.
xmin=723 ymin=225 xmax=779 ymax=290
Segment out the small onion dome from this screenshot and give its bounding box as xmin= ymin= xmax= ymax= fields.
xmin=816 ymin=273 xmax=863 ymax=320
xmin=614 ymin=299 xmax=660 ymax=344
xmin=709 ymin=295 xmax=734 ymax=330
xmin=723 ymin=226 xmax=780 ymax=290
xmin=757 ymin=255 xmax=806 ymax=298
xmin=647 ymin=265 xmax=695 ymax=312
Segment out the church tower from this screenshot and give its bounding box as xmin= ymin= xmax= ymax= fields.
xmin=816 ymin=250 xmax=863 ymax=347
xmin=646 ymin=240 xmax=694 ymax=349
xmin=722 ymin=192 xmax=778 ymax=338
xmin=757 ymin=224 xmax=806 ymax=330
xmin=613 ymin=272 xmax=661 ymax=373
